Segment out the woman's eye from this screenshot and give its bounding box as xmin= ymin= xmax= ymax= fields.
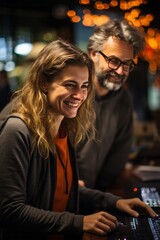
xmin=82 ymin=85 xmax=89 ymax=89
xmin=65 ymin=83 xmax=75 ymax=88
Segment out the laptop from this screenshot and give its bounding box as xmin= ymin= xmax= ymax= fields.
xmin=140 ymin=186 xmax=160 ymax=208
xmin=127 ymin=185 xmax=160 ymax=208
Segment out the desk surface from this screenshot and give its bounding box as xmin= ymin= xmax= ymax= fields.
xmin=83 ymin=233 xmax=107 ymax=240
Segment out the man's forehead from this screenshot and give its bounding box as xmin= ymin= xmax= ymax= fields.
xmin=102 ymin=37 xmax=134 ymax=59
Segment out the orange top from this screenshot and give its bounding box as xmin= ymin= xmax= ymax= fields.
xmin=53 ymin=135 xmax=73 ymax=211
xmin=48 ymin=134 xmax=73 ymax=240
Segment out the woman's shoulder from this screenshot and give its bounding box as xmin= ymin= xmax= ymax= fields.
xmin=0 ymin=114 xmax=30 ymax=137
xmin=0 ymin=115 xmax=33 ymax=153
xmin=5 ymin=115 xmax=27 ymax=127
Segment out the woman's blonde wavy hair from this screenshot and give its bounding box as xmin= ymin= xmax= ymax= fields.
xmin=13 ymin=39 xmax=96 ymax=158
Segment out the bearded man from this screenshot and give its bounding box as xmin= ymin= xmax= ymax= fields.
xmin=76 ymin=19 xmax=145 ymax=191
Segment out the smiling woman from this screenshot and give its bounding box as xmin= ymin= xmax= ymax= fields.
xmin=11 ymin=39 xmax=96 ymax=156
xmin=0 ymin=38 xmax=96 ymax=240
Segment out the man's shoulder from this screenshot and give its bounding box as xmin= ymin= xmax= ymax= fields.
xmin=119 ymin=86 xmax=132 ymax=97
xmin=98 ymin=87 xmax=132 ymax=104
xmin=118 ymin=87 xmax=133 ymax=103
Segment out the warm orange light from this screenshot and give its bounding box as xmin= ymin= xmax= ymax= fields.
xmin=130 ymin=9 xmax=141 ymax=18
xmin=94 ymin=1 xmax=104 ymax=10
xmin=79 ymin=0 xmax=90 ymax=5
xmin=67 ymin=10 xmax=76 ymax=18
xmin=103 ymin=3 xmax=110 ymax=9
xmin=133 ymin=19 xmax=141 ymax=27
xmin=110 ymin=0 xmax=118 ymax=7
xmin=147 ymin=28 xmax=156 ymax=37
xmin=82 ymin=13 xmax=94 ymax=26
xmin=71 ymin=15 xmax=81 ymax=23
xmin=147 ymin=38 xmax=158 ymax=50
xmin=82 ymin=13 xmax=110 ymax=27
xmin=120 ymin=1 xmax=128 ymax=10
xmin=93 ymin=15 xmax=110 ymax=26
xmin=146 ymin=14 xmax=154 ymax=22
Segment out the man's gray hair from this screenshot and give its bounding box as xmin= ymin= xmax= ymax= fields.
xmin=87 ymin=19 xmax=145 ymax=57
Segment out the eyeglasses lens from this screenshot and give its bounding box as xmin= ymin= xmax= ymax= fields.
xmin=99 ymin=51 xmax=135 ymax=72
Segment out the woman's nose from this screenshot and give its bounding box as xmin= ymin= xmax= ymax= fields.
xmin=72 ymin=88 xmax=85 ymax=99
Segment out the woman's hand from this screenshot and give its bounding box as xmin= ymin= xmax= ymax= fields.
xmin=83 ymin=211 xmax=117 ymax=236
xmin=78 ymin=180 xmax=85 ymax=187
xmin=116 ymin=198 xmax=158 ymax=218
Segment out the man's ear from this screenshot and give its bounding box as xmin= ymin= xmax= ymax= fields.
xmin=89 ymin=51 xmax=98 ymax=62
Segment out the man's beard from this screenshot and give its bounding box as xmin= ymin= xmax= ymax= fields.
xmin=96 ymin=70 xmax=127 ymax=91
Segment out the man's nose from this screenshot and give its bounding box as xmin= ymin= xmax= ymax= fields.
xmin=115 ymin=64 xmax=124 ymax=75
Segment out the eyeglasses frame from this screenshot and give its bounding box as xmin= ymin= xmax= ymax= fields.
xmin=98 ymin=51 xmax=136 ymax=72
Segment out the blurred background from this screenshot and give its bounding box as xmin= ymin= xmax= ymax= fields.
xmin=0 ymin=0 xmax=160 ymax=161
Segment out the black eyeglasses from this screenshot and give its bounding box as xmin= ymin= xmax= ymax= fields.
xmin=98 ymin=51 xmax=136 ymax=72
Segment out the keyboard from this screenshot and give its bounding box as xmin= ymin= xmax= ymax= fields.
xmin=108 ymin=216 xmax=160 ymax=240
xmin=141 ymin=187 xmax=160 ymax=207
xmin=148 ymin=217 xmax=160 ymax=240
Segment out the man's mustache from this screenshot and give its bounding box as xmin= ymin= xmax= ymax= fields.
xmin=103 ymin=70 xmax=125 ymax=82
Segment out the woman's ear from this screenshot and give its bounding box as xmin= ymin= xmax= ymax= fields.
xmin=40 ymin=78 xmax=48 ymax=93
